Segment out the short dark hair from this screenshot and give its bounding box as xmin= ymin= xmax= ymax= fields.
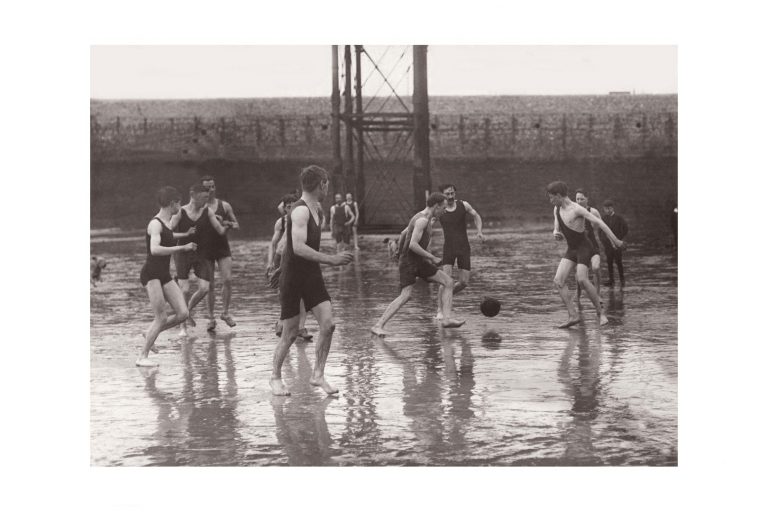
xmin=157 ymin=186 xmax=181 ymax=207
xmin=546 ymin=181 xmax=568 ymax=197
xmin=200 ymin=175 xmax=215 ymax=184
xmin=427 ymin=192 xmax=448 ymax=207
xmin=281 ymin=193 xmax=299 ymax=206
xmin=300 ymin=165 xmax=329 ymax=192
xmin=574 ymin=188 xmax=588 ymax=197
xmin=603 ymin=199 xmax=615 ymax=208
xmin=190 ymin=184 xmax=209 ymax=194
xmin=439 ymin=183 xmax=456 ymax=193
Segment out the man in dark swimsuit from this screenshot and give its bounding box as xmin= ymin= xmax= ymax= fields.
xmin=330 ymin=193 xmax=354 ymax=253
xmin=435 ymin=183 xmax=484 ymax=320
xmin=371 ymin=192 xmax=465 ymax=336
xmin=547 ymin=181 xmax=625 ymax=328
xmin=136 ymin=186 xmax=197 ymax=367
xmin=345 ymin=192 xmax=361 ymax=251
xmin=171 ymin=184 xmax=228 ymax=336
xmin=200 ymin=175 xmax=240 ymax=331
xmin=574 ymin=189 xmax=603 ymax=304
xmin=270 ymin=165 xmax=354 ymax=396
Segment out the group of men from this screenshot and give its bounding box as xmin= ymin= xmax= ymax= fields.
xmin=134 ymin=164 xmax=629 ymax=396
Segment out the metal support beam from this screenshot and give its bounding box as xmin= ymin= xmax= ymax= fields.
xmin=331 ymin=45 xmax=342 ymax=197
xmin=354 ymin=45 xmax=366 ymax=224
xmin=412 ymin=45 xmax=431 ymax=210
xmin=343 ymin=46 xmax=354 ymax=195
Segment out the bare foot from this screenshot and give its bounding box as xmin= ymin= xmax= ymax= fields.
xmin=599 ymin=314 xmax=609 ymax=326
xmin=270 ymin=378 xmax=291 ymax=396
xmin=558 ymin=317 xmax=582 ymax=329
xmin=135 ymin=357 xmax=159 ymax=367
xmin=370 ymin=325 xmax=388 ymax=336
xmin=435 ymin=312 xmax=444 ymax=321
xmin=220 ymin=314 xmax=237 ymax=328
xmin=441 ymin=318 xmax=466 ymax=328
xmin=310 ymin=376 xmax=339 ymax=395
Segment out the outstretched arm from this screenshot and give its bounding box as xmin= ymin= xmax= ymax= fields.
xmin=148 ymin=220 xmax=194 ymax=256
xmin=584 ymin=209 xmax=624 ymax=249
xmin=464 ymin=201 xmax=484 ymax=241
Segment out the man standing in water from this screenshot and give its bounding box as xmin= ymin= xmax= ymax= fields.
xmin=345 ymin=192 xmax=361 ymax=251
xmin=599 ymin=199 xmax=629 ymax=287
xmin=136 ymin=186 xmax=196 ymax=367
xmin=371 ymin=192 xmax=465 ymax=336
xmin=435 ymin=183 xmax=484 ymax=320
xmin=271 ymin=165 xmax=354 ymax=396
xmin=573 ymin=189 xmax=603 ymax=304
xmin=547 ymin=181 xmax=625 ymax=327
xmin=329 ymin=193 xmax=354 ymax=253
xmin=200 ymin=175 xmax=240 ymax=331
xmin=171 ymin=184 xmax=229 ymax=336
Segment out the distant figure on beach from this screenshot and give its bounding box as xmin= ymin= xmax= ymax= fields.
xmin=136 ymin=186 xmax=197 ymax=367
xmin=91 ymin=256 xmax=107 ymax=286
xmin=574 ymin=189 xmax=603 ymax=304
xmin=345 ymin=192 xmax=361 ymax=251
xmin=200 ymin=175 xmax=240 ymax=331
xmin=266 ymin=192 xmax=312 ymax=341
xmin=599 ymin=199 xmax=629 ymax=287
xmin=435 ymin=183 xmax=484 ymax=320
xmin=170 ymin=184 xmax=228 ymax=336
xmin=548 ymin=181 xmax=624 ymax=328
xmin=329 ymin=193 xmax=354 ymax=253
xmin=271 ymin=165 xmax=354 ymax=396
xmin=371 ymin=192 xmax=465 ymax=336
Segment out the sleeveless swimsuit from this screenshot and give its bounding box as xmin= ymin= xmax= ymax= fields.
xmin=279 ymin=199 xmax=331 ymax=319
xmin=140 ymin=217 xmax=175 ymax=287
xmin=556 ymin=207 xmax=595 ymax=266
xmin=440 ymin=200 xmax=472 ymax=270
xmin=173 ymin=207 xmax=213 ymax=281
xmin=399 ymin=212 xmax=438 ymax=288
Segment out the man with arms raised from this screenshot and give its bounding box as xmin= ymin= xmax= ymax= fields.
xmin=271 ymin=166 xmax=354 ymax=396
xmin=547 ymin=181 xmax=624 ymax=328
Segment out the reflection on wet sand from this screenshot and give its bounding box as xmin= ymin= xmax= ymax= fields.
xmin=92 ymin=231 xmax=677 ymax=465
xmin=558 ymin=327 xmax=602 ymax=465
xmin=271 ymin=342 xmax=334 ymax=465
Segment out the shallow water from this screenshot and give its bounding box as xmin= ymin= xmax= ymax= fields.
xmin=90 ymin=229 xmax=677 ymax=466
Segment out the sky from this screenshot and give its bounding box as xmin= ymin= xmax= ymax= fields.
xmin=91 ymin=45 xmax=677 ymax=99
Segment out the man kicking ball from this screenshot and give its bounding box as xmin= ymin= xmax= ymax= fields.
xmin=371 ymin=192 xmax=465 ymax=336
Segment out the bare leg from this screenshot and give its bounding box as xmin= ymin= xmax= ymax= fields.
xmin=218 ymin=257 xmax=236 ymax=326
xmin=308 ymin=300 xmax=338 ymax=394
xmin=554 ymin=259 xmax=580 ymax=328
xmin=576 ymin=264 xmax=607 ymax=325
xmin=271 ymin=314 xmax=300 ymax=395
xmin=187 ymin=279 xmax=209 ymax=320
xmin=353 ymin=225 xmax=359 ymax=250
xmin=138 ymin=280 xmax=189 ymax=364
xmin=436 ymin=264 xmax=452 ymax=319
xmin=206 ymin=263 xmax=217 ymax=330
xmin=372 ymin=286 xmax=413 ymax=335
xmin=591 ymin=254 xmax=602 ymax=303
xmin=428 ymin=270 xmax=464 ymax=327
xmin=454 ymin=268 xmax=470 ymax=295
xmin=177 ymin=278 xmax=191 ymax=335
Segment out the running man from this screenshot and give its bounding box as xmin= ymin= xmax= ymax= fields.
xmin=547 ymin=181 xmax=625 ymax=328
xmin=136 ymin=186 xmax=197 ymax=367
xmin=599 ymin=199 xmax=629 ymax=287
xmin=345 ymin=192 xmax=361 ymax=250
xmin=435 ymin=183 xmax=484 ymax=320
xmin=574 ymin=189 xmax=603 ymax=304
xmin=271 ymin=165 xmax=354 ymax=396
xmin=200 ymin=175 xmax=240 ymax=331
xmin=329 ymin=193 xmax=354 ymax=253
xmin=266 ymin=192 xmax=312 ymax=341
xmin=371 ymin=192 xmax=466 ymax=336
xmin=171 ymin=184 xmax=228 ymax=336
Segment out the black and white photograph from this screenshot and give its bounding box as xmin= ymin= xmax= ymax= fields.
xmin=9 ymin=1 xmax=767 ymax=510
xmin=90 ymin=44 xmax=677 ymax=467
